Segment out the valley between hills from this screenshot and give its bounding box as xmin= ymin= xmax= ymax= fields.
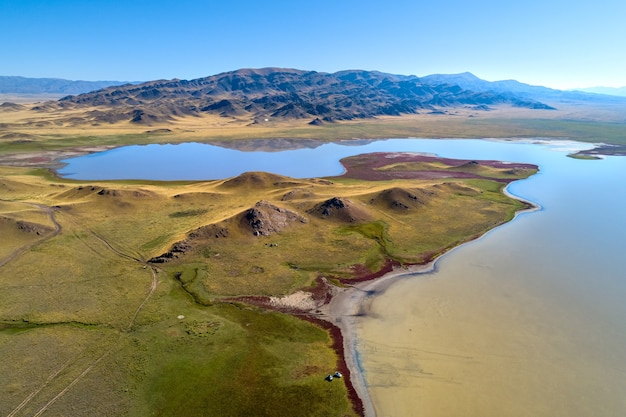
xmin=0 ymin=68 xmax=624 ymax=416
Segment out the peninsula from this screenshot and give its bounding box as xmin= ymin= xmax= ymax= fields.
xmin=0 ymin=148 xmax=536 ymax=416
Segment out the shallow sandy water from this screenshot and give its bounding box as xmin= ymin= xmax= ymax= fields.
xmin=357 ymin=148 xmax=626 ymax=416
xmin=359 ymin=249 xmax=626 ymax=416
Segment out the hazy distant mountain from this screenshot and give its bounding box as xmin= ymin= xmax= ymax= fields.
xmin=420 ymin=72 xmax=557 ymax=96
xmin=0 ymin=76 xmax=136 ymax=95
xmin=55 ymin=68 xmax=555 ymax=124
xmin=571 ymin=86 xmax=626 ymax=97
xmin=419 ymin=72 xmax=625 ymax=103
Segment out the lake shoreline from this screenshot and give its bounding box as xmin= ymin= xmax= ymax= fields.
xmin=315 ymin=182 xmax=540 ymax=417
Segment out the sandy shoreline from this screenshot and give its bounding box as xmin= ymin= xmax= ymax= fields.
xmin=315 ymin=183 xmax=540 ymax=417
xmin=317 ymin=262 xmax=436 ymax=416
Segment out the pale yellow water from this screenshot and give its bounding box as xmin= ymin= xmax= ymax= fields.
xmin=356 ymin=145 xmax=626 ymax=416
xmin=359 ymin=251 xmax=626 ymax=417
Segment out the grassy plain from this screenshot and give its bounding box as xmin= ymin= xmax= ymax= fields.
xmin=0 ymin=170 xmax=359 ymax=416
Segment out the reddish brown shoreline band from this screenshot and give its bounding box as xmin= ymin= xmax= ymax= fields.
xmin=337 ymin=152 xmax=537 ymax=183
xmin=224 ymin=293 xmax=365 ymax=417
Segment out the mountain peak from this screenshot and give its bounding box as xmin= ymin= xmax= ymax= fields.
xmin=454 ymin=71 xmax=481 ymax=80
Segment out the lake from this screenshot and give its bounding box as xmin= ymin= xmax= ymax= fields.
xmin=59 ymin=138 xmax=626 ymax=416
xmin=57 ymin=138 xmax=573 ymax=181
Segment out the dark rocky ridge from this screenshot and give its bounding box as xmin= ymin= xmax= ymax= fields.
xmin=55 ymin=68 xmax=556 ymax=124
xmin=0 ymin=216 xmax=54 ymax=236
xmin=149 ymin=200 xmax=308 ymax=263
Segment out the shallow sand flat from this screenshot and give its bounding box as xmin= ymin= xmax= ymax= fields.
xmin=321 ymin=264 xmax=436 ymax=417
xmin=357 ymin=234 xmax=626 ymax=417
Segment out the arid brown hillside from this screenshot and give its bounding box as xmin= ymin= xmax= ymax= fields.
xmin=51 ymin=68 xmax=554 ymax=124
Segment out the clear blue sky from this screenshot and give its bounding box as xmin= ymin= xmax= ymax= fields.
xmin=2 ymin=0 xmax=625 ymax=89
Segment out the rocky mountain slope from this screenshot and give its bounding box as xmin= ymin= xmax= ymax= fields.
xmin=51 ymin=68 xmax=556 ymax=124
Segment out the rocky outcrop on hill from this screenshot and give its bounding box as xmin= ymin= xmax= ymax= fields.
xmin=148 ymin=240 xmax=193 ymax=263
xmin=0 ymin=216 xmax=54 ymax=236
xmin=53 ymin=185 xmax=154 ymax=201
xmin=241 ymin=201 xmax=308 ymax=236
xmin=308 ymin=197 xmax=371 ymax=223
xmin=148 ymin=201 xmax=307 ymax=263
xmin=148 ymin=224 xmax=228 ymax=263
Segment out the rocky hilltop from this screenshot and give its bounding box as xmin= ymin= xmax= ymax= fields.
xmin=53 ymin=68 xmax=554 ymax=124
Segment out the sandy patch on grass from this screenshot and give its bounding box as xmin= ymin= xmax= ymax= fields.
xmin=269 ymin=290 xmax=319 ymax=310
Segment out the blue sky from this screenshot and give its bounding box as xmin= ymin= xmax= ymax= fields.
xmin=1 ymin=0 xmax=625 ymax=89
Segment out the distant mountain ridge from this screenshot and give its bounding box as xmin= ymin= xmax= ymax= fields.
xmin=571 ymin=86 xmax=626 ymax=97
xmin=0 ymin=76 xmax=137 ymax=95
xmin=420 ymin=72 xmax=557 ymax=96
xmin=10 ymin=69 xmax=622 ymax=126
xmin=419 ymin=72 xmax=625 ymax=102
xmin=48 ymin=68 xmax=557 ymax=124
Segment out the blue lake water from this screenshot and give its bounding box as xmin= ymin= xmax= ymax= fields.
xmin=59 ymin=138 xmax=591 ymax=181
xmin=59 ymin=138 xmax=626 ymax=416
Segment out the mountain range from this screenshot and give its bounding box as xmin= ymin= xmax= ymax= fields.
xmin=571 ymin=86 xmax=626 ymax=97
xmin=2 ymin=69 xmax=624 ymax=124
xmin=0 ymin=76 xmax=136 ymax=95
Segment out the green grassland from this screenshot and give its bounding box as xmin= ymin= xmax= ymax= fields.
xmin=0 ymin=153 xmax=534 ymax=416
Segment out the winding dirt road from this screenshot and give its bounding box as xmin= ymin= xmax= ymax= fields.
xmin=0 ymin=202 xmax=61 ymax=269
